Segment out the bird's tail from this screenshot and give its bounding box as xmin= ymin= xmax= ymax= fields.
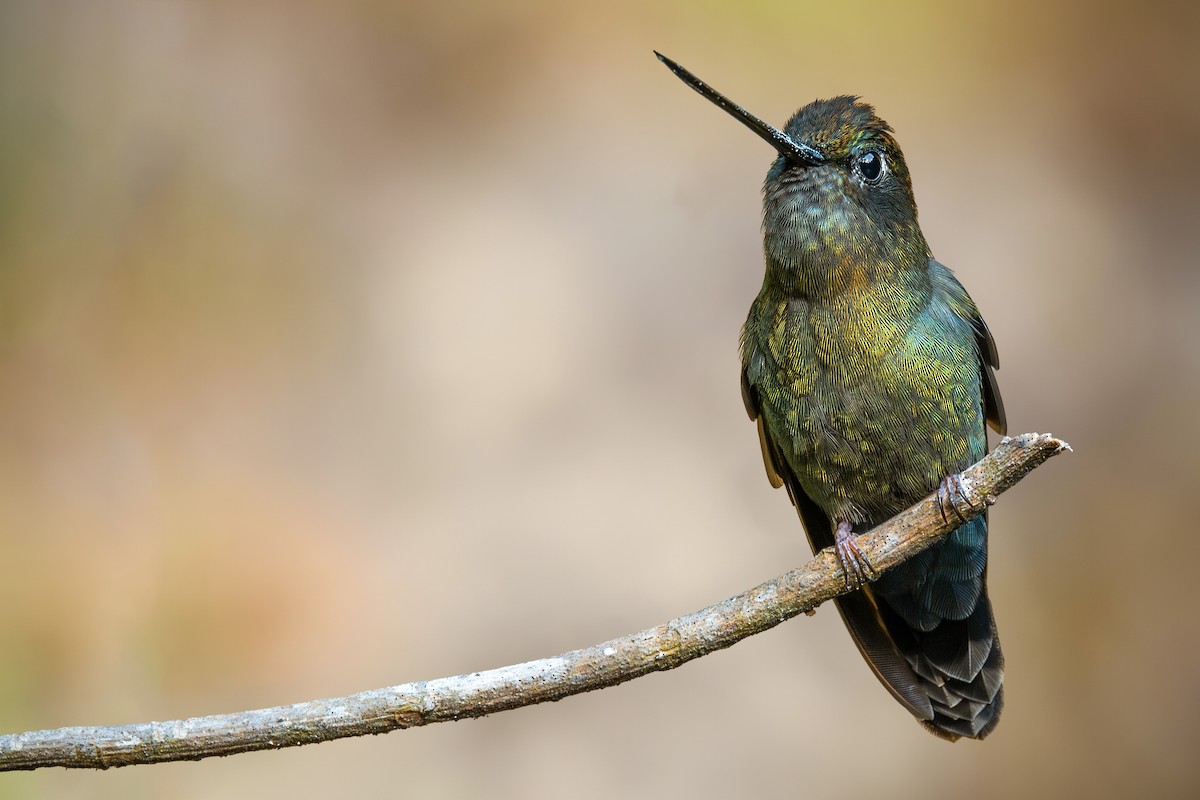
xmin=870 ymin=515 xmax=1004 ymax=740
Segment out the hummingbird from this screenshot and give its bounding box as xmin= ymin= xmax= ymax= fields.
xmin=656 ymin=52 xmax=1007 ymax=740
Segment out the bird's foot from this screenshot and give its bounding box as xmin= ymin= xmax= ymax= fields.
xmin=936 ymin=472 xmax=978 ymax=525
xmin=834 ymin=520 xmax=877 ymax=591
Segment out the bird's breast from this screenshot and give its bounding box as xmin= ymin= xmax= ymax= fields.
xmin=743 ymin=284 xmax=983 ymax=523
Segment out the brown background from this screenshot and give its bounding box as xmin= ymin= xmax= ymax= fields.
xmin=2 ymin=1 xmax=1197 ymax=798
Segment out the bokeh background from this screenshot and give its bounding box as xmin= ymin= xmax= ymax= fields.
xmin=2 ymin=1 xmax=1197 ymax=798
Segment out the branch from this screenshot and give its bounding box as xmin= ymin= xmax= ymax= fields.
xmin=0 ymin=432 xmax=1069 ymax=772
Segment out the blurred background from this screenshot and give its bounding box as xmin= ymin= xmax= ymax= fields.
xmin=1 ymin=0 xmax=1197 ymax=797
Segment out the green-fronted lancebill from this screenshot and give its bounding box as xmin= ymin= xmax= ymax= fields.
xmin=656 ymin=52 xmax=1008 ymax=740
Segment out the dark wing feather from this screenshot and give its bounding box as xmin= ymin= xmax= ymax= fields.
xmin=975 ymin=315 xmax=1006 ymax=435
xmin=740 ymin=369 xmax=934 ymax=720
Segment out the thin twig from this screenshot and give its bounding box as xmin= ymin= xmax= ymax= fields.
xmin=0 ymin=432 xmax=1069 ymax=771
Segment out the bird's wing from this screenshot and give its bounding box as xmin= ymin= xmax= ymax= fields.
xmin=740 ymin=369 xmax=784 ymax=488
xmin=930 ymin=258 xmax=1006 ymax=436
xmin=976 ymin=314 xmax=1007 ymax=436
xmin=740 ymin=369 xmax=935 ymax=720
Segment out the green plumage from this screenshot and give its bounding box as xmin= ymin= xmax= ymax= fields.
xmin=742 ymin=260 xmax=984 ymax=524
xmin=739 ymin=97 xmax=1007 ymax=740
xmin=657 ymin=53 xmax=1007 ymax=739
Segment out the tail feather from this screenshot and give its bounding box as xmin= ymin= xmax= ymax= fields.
xmin=873 ymin=517 xmax=1005 ymax=740
xmin=920 ymin=637 xmax=1005 ymax=740
xmin=921 ymin=608 xmax=996 ymax=682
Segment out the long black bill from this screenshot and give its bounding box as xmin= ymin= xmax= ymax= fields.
xmin=654 ymin=51 xmax=823 ymax=166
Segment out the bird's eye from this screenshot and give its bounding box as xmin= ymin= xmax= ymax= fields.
xmin=855 ymin=150 xmax=885 ymax=184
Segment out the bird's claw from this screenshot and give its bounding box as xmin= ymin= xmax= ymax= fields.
xmin=936 ymin=472 xmax=978 ymax=525
xmin=834 ymin=521 xmax=877 ymax=590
